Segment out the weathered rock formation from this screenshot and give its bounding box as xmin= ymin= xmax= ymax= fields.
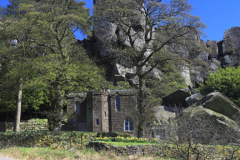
xmin=191 ymin=92 xmax=240 ymax=120
xmin=81 ymin=1 xmax=240 ymax=88
xmin=161 ymin=91 xmax=240 ymax=145
xmin=179 ymin=105 xmax=240 ymax=144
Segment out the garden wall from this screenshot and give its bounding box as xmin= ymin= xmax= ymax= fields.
xmin=88 ymin=142 xmax=160 ymax=156
xmin=88 ymin=142 xmax=240 ymax=159
xmin=0 ymin=121 xmax=48 ymax=132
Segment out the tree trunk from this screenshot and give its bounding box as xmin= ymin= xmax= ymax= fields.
xmin=137 ymin=74 xmax=146 ymax=138
xmin=14 ymin=80 xmax=23 ymax=132
xmin=48 ymin=83 xmax=64 ymax=131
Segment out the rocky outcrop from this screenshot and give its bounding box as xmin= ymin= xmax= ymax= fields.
xmin=161 ymin=89 xmax=191 ymax=107
xmin=84 ymin=2 xmax=240 ymax=88
xmin=180 ymin=105 xmax=240 ymax=144
xmin=219 ymin=27 xmax=240 ymax=67
xmin=191 ymin=92 xmax=240 ymax=120
xmin=222 ymin=27 xmax=240 ymax=55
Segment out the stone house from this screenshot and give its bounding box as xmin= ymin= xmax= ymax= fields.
xmin=67 ymin=89 xmax=172 ymax=139
xmin=67 ymin=89 xmax=144 ymax=137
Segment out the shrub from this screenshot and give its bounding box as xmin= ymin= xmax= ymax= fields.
xmin=198 ymin=67 xmax=240 ymax=106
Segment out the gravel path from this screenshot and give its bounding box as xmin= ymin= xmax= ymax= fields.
xmin=0 ymin=156 xmax=15 ymax=160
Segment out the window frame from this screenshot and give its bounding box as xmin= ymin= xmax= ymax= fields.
xmin=96 ymin=118 xmax=99 ymax=125
xmin=75 ymin=101 xmax=80 ymax=115
xmin=124 ymin=118 xmax=133 ymax=131
xmin=115 ymin=96 xmax=120 ymax=111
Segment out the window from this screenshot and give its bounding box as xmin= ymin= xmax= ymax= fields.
xmin=124 ymin=118 xmax=133 ymax=131
xmin=116 ymin=96 xmax=120 ymax=111
xmin=96 ymin=118 xmax=99 ymax=125
xmin=73 ymin=119 xmax=76 ymax=126
xmin=76 ymin=101 xmax=80 ymax=115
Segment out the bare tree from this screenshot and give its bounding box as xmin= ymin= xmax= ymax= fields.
xmin=94 ymin=0 xmax=207 ymax=138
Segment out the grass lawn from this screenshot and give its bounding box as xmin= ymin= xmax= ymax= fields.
xmin=0 ymin=147 xmax=175 ymax=160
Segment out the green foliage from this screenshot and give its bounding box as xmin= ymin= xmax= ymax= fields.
xmin=148 ymin=62 xmax=187 ymax=106
xmin=198 ymin=67 xmax=240 ymax=106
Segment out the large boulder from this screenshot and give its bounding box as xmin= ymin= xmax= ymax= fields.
xmin=192 ymin=92 xmax=240 ymax=120
xmin=206 ymin=40 xmax=219 ymax=59
xmin=162 ymin=89 xmax=191 ymax=107
xmin=179 ymin=105 xmax=240 ymax=144
xmin=185 ymin=93 xmax=204 ymax=106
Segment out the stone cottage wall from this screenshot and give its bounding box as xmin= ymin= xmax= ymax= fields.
xmin=67 ymin=95 xmax=87 ymax=131
xmin=87 ymin=95 xmax=93 ymax=132
xmin=88 ymin=142 xmax=161 ymax=156
xmin=92 ymin=92 xmax=109 ymax=132
xmin=110 ymin=94 xmax=137 ymax=137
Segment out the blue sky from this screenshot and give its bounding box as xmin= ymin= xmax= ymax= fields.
xmin=0 ymin=0 xmax=240 ymax=42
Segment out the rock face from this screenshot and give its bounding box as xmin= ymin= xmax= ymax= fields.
xmin=192 ymin=92 xmax=240 ymax=120
xmin=221 ymin=27 xmax=240 ymax=67
xmin=84 ymin=2 xmax=240 ymax=88
xmin=161 ymin=89 xmax=191 ymax=107
xmin=222 ymin=27 xmax=240 ymax=55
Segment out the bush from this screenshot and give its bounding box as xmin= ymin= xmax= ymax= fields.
xmin=198 ymin=67 xmax=240 ymax=106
